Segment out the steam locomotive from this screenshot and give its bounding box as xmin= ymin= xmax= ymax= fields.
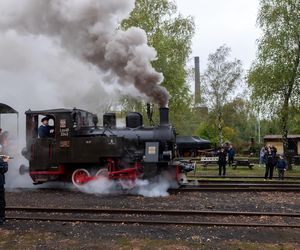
xmin=21 ymin=107 xmax=196 ymax=188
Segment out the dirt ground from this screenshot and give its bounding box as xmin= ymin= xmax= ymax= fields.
xmin=0 ymin=189 xmax=299 ymax=250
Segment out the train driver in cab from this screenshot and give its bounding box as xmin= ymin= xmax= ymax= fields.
xmin=38 ymin=117 xmax=54 ymax=138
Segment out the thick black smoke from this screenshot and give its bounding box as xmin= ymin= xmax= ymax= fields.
xmin=0 ymin=0 xmax=169 ymax=107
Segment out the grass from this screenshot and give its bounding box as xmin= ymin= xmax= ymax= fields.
xmin=187 ymin=163 xmax=300 ymax=181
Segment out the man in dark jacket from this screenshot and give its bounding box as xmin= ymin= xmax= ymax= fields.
xmin=217 ymin=147 xmax=227 ymax=176
xmin=264 ymin=146 xmax=276 ymax=180
xmin=0 ymin=149 xmax=9 ymax=225
xmin=38 ymin=117 xmax=54 ymax=138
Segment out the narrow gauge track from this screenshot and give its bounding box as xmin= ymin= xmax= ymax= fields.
xmin=175 ymin=182 xmax=300 ymax=192
xmin=187 ymin=179 xmax=300 ymax=184
xmin=5 ymin=206 xmax=300 ymax=228
xmin=188 ymin=175 xmax=300 ymax=180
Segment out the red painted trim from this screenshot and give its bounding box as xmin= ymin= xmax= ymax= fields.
xmin=30 ymin=165 xmax=65 ymax=175
xmin=106 ymin=159 xmax=142 ymax=181
xmin=30 ymin=170 xmax=64 ymax=175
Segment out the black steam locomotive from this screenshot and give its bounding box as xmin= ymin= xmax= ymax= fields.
xmin=22 ymin=107 xmax=195 ymax=188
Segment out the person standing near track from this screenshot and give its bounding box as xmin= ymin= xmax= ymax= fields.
xmin=217 ymin=147 xmax=227 ymax=176
xmin=276 ymin=155 xmax=287 ymax=180
xmin=259 ymin=146 xmax=266 ymax=167
xmin=227 ymin=144 xmax=235 ymax=167
xmin=0 ymin=145 xmax=9 ymax=225
xmin=264 ymin=146 xmax=276 ymax=180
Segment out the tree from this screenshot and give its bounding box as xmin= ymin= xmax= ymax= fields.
xmin=289 ymin=107 xmax=300 ymax=134
xmin=121 ymin=0 xmax=195 ymax=134
xmin=248 ymin=0 xmax=300 ymax=168
xmin=202 ymin=45 xmax=243 ymax=145
xmin=223 ymin=98 xmax=257 ymax=144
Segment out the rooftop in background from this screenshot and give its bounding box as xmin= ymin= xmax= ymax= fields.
xmin=264 ymin=135 xmax=300 ymax=140
xmin=0 ymin=103 xmax=18 ymax=114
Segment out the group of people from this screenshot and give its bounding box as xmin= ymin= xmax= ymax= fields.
xmin=217 ymin=144 xmax=287 ymax=180
xmin=260 ymin=145 xmax=287 ymax=180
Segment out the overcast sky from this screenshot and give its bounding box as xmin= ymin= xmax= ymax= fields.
xmin=176 ymin=0 xmax=262 ymax=73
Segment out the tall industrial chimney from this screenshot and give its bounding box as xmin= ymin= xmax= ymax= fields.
xmin=194 ymin=56 xmax=201 ymax=105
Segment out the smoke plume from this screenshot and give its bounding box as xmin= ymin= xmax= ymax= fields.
xmin=0 ymin=0 xmax=169 ymax=189
xmin=78 ymin=177 xmax=172 ymax=198
xmin=0 ymin=0 xmax=169 ymax=107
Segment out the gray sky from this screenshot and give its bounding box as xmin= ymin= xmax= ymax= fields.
xmin=176 ymin=0 xmax=261 ymax=72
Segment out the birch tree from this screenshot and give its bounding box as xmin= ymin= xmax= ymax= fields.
xmin=202 ymin=45 xmax=243 ymax=145
xmin=248 ymin=0 xmax=300 ymax=168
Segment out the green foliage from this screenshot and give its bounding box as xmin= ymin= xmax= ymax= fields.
xmin=121 ymin=0 xmax=195 ymax=134
xmin=194 ymin=117 xmax=218 ymax=143
xmin=201 ymin=45 xmax=243 ymax=145
xmin=248 ymin=0 xmax=300 ymax=121
xmin=248 ymin=0 xmax=300 ymax=166
xmin=289 ymin=107 xmax=300 ymax=134
xmin=260 ymin=118 xmax=281 ymax=135
xmin=223 ymin=98 xmax=258 ymax=143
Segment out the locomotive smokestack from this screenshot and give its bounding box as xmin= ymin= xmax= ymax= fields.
xmin=159 ymin=107 xmax=169 ymax=126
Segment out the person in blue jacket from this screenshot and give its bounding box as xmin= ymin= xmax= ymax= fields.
xmin=276 ymin=154 xmax=287 ymax=180
xmin=227 ymin=144 xmax=235 ymax=167
xmin=38 ymin=117 xmax=54 ymax=138
xmin=0 ymin=145 xmax=9 ymax=225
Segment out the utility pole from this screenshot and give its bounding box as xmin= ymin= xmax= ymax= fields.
xmin=258 ymin=117 xmax=261 ymax=144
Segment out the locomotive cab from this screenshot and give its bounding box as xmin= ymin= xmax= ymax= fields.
xmin=23 ymin=108 xmax=96 ymax=184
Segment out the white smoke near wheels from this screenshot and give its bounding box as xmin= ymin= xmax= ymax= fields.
xmin=78 ymin=177 xmax=173 ymax=198
xmin=76 ymin=170 xmax=179 ymax=197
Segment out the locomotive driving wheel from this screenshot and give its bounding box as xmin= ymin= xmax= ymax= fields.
xmin=95 ymin=168 xmax=109 ymax=179
xmin=72 ymin=169 xmax=90 ymax=187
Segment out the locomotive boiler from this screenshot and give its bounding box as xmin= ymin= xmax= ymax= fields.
xmin=21 ymin=107 xmax=194 ymax=188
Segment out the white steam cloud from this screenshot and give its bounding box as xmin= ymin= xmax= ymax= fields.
xmin=78 ymin=177 xmax=172 ymax=198
xmin=0 ymin=0 xmax=169 ymax=189
xmin=0 ymin=0 xmax=169 ymax=107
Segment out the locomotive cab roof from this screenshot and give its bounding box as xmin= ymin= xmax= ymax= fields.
xmin=25 ymin=108 xmax=92 ymax=115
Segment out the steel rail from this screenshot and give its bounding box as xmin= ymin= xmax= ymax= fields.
xmin=187 ymin=179 xmax=300 ymax=184
xmin=5 ymin=215 xmax=300 ymax=228
xmin=6 ymin=206 xmax=300 ymax=217
xmin=183 ymin=183 xmax=300 ymax=187
xmin=172 ymin=187 xmax=300 ymax=192
xmin=188 ymin=175 xmax=300 ymax=179
xmin=176 ymin=183 xmax=300 ymax=192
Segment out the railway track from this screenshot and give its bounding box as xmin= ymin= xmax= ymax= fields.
xmin=174 ymin=182 xmax=300 ymax=192
xmin=188 ymin=175 xmax=300 ymax=180
xmin=5 ymin=206 xmax=300 ymax=228
xmin=6 ymin=182 xmax=300 ymax=193
xmin=187 ymin=179 xmax=300 ymax=184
